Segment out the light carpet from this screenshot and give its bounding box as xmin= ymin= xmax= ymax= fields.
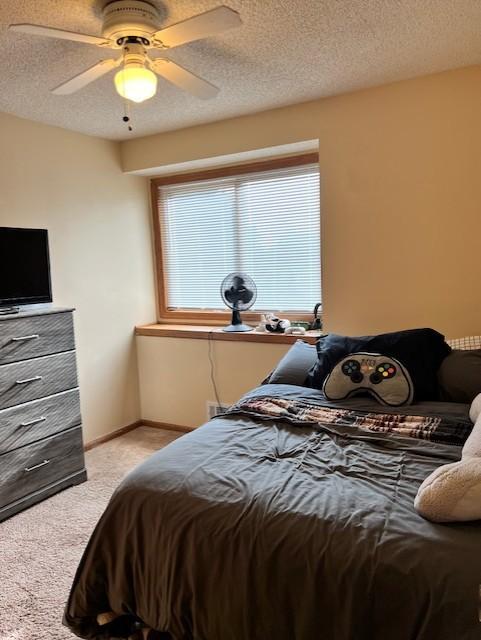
xmin=0 ymin=427 xmax=181 ymax=640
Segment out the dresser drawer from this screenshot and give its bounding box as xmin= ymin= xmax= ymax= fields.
xmin=0 ymin=389 xmax=81 ymax=454
xmin=0 ymin=352 xmax=78 ymax=410
xmin=0 ymin=426 xmax=85 ymax=509
xmin=0 ymin=312 xmax=74 ymax=365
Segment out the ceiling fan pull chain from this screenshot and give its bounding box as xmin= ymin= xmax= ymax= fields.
xmin=122 ymin=96 xmax=133 ymax=132
xmin=119 ymin=44 xmax=132 ymax=133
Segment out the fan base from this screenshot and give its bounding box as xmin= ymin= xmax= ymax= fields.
xmin=222 ymin=323 xmax=253 ymax=333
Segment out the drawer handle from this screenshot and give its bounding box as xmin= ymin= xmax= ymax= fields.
xmin=11 ymin=334 xmax=40 ymax=342
xmin=25 ymin=459 xmax=50 ymax=472
xmin=20 ymin=416 xmax=47 ymax=427
xmin=15 ymin=376 xmax=43 ymax=385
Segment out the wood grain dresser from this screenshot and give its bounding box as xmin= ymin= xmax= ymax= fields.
xmin=0 ymin=307 xmax=87 ymax=522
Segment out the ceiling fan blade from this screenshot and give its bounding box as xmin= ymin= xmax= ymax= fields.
xmin=150 ymin=59 xmax=219 ymax=99
xmin=9 ymin=24 xmax=111 ymax=47
xmin=52 ymin=59 xmax=121 ymax=95
xmin=152 ymin=6 xmax=241 ymax=49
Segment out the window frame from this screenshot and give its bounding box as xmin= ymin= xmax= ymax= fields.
xmin=151 ymin=153 xmax=320 ymax=325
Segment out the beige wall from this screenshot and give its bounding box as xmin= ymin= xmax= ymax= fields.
xmin=123 ymin=64 xmax=481 ymax=338
xmin=137 ymin=336 xmax=289 ymax=427
xmin=0 ymin=112 xmax=156 ymax=443
xmin=125 ymin=65 xmax=481 ymax=427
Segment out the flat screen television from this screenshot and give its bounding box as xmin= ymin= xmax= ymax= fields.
xmin=0 ymin=227 xmax=52 ymax=307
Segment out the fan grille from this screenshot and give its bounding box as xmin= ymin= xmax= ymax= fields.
xmin=220 ymin=272 xmax=257 ymax=312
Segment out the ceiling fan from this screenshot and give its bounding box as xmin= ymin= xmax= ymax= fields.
xmin=9 ymin=1 xmax=242 ymax=104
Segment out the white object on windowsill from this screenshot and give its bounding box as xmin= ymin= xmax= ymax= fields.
xmin=285 ymin=326 xmax=306 ymax=335
xmin=255 ymin=314 xmax=268 ymax=332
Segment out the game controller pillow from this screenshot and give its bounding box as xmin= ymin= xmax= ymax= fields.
xmin=323 ymin=352 xmax=414 ymax=406
xmin=308 ymin=328 xmax=450 ymax=401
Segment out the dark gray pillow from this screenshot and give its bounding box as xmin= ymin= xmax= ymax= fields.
xmin=264 ymin=340 xmax=318 ymax=386
xmin=438 ymin=349 xmax=481 ymax=403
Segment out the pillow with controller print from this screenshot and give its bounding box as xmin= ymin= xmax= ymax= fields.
xmin=323 ymin=352 xmax=414 ymax=406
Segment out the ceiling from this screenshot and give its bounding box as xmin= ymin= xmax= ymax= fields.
xmin=1 ymin=0 xmax=481 ymax=141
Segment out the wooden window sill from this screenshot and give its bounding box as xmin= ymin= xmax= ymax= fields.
xmin=135 ymin=323 xmax=323 ymax=345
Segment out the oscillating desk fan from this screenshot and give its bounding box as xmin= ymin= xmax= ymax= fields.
xmin=220 ymin=273 xmax=257 ymax=332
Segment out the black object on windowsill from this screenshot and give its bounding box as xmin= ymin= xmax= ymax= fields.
xmin=310 ymin=303 xmax=322 ymax=331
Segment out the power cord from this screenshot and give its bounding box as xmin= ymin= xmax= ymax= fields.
xmin=207 ymin=331 xmax=223 ymax=410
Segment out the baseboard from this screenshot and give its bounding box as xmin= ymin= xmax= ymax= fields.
xmin=84 ymin=420 xmax=143 ymax=451
xmin=141 ymin=419 xmax=195 ymax=433
xmin=84 ymin=418 xmax=194 ymax=451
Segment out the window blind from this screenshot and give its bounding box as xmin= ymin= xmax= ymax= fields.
xmin=158 ymin=162 xmax=320 ymax=312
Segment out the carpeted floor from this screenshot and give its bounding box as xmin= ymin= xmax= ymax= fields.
xmin=0 ymin=426 xmax=182 ymax=640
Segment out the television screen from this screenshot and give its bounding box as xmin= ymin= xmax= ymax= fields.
xmin=0 ymin=227 xmax=52 ymax=307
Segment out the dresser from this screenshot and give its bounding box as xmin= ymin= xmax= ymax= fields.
xmin=0 ymin=307 xmax=87 ymax=521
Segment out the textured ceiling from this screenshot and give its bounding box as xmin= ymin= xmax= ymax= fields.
xmin=1 ymin=0 xmax=481 ymax=140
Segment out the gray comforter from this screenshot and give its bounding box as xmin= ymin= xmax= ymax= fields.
xmin=64 ymin=384 xmax=481 ymax=640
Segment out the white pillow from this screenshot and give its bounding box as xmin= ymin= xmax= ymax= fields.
xmin=414 ymin=394 xmax=481 ymax=522
xmin=470 ymin=393 xmax=481 ymax=423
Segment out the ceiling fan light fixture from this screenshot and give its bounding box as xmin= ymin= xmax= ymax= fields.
xmin=114 ymin=63 xmax=157 ymax=103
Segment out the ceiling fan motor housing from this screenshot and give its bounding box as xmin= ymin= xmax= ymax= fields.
xmin=102 ymin=0 xmax=160 ymax=44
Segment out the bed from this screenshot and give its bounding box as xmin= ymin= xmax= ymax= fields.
xmin=64 ymin=383 xmax=481 ymax=640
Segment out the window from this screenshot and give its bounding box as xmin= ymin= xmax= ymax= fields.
xmin=151 ymin=154 xmax=320 ymax=321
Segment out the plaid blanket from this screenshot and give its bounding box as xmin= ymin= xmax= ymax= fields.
xmin=226 ymin=396 xmax=471 ymax=446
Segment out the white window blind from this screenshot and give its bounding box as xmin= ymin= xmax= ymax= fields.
xmin=158 ymin=162 xmax=320 ymax=312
